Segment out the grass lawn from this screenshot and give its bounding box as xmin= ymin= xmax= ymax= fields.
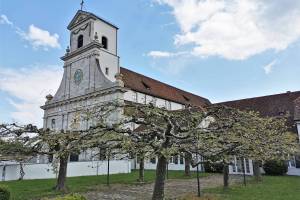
xmin=204 ymin=176 xmax=300 ymax=200
xmin=0 ymin=170 xmax=208 ymax=200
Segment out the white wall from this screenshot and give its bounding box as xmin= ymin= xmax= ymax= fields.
xmin=0 ymin=160 xmax=131 ymax=181
xmin=133 ymin=156 xmax=201 ymax=171
xmin=142 ymin=162 xmax=198 ymax=171
xmin=123 ymin=90 xmax=184 ymax=111
xmin=287 ymin=168 xmax=300 ymax=176
xmin=94 ymin=20 xmax=117 ymax=55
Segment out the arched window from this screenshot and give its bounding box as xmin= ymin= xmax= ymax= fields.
xmin=77 ymin=35 xmax=83 ymax=48
xmin=102 ymin=36 xmax=108 ymax=49
xmin=51 ymin=119 xmax=56 ymax=129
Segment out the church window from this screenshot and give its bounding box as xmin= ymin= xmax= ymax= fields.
xmin=51 ymin=119 xmax=56 ymax=129
xmin=180 ymin=155 xmax=184 ymax=165
xmin=105 ymin=67 xmax=109 ymax=75
xmin=174 ymin=155 xmax=179 ymax=164
xmin=245 ymin=159 xmax=250 ymax=173
xmin=77 ymin=35 xmax=83 ymax=48
xmin=70 ymin=153 xmax=79 ymax=162
xmin=150 ymin=157 xmax=156 ymax=164
xmin=102 ymin=36 xmax=108 ymax=49
xmin=132 ymin=92 xmax=137 ymax=102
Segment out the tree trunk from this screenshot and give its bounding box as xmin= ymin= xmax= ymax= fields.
xmin=55 ymin=153 xmax=69 ymax=191
xmin=152 ymin=155 xmax=167 ymax=200
xmin=139 ymin=157 xmax=145 ymax=182
xmin=18 ymin=162 xmax=25 ymax=180
xmin=253 ymin=160 xmax=262 ymax=182
xmin=223 ymin=164 xmax=229 ymax=189
xmin=184 ymin=152 xmax=191 ymax=176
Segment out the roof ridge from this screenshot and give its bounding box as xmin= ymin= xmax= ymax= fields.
xmin=69 ymin=10 xmax=118 ymax=30
xmin=217 ymin=91 xmax=300 ymax=104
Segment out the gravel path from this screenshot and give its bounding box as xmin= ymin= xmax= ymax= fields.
xmin=83 ymin=175 xmax=243 ymax=200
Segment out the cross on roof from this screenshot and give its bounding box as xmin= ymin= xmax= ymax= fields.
xmin=80 ymin=0 xmax=84 ymax=10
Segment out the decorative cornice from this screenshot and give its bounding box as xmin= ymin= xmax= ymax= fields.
xmin=72 ymin=23 xmax=89 ymax=35
xmin=41 ymin=85 xmax=127 ymax=110
xmin=61 ymin=41 xmax=119 ymax=62
xmin=61 ymin=41 xmax=103 ymax=61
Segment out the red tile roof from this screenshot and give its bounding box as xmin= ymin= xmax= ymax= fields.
xmin=120 ymin=67 xmax=211 ymax=108
xmin=217 ymin=91 xmax=300 ymax=133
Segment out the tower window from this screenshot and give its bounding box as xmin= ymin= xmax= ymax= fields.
xmin=105 ymin=67 xmax=109 ymax=75
xmin=102 ymin=36 xmax=108 ymax=49
xmin=77 ymin=35 xmax=83 ymax=48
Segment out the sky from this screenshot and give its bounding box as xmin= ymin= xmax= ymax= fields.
xmin=0 ymin=0 xmax=300 ymax=126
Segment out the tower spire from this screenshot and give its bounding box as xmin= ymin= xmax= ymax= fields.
xmin=80 ymin=0 xmax=84 ymax=10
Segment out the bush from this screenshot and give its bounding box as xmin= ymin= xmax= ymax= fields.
xmin=204 ymin=162 xmax=223 ymax=173
xmin=0 ymin=185 xmax=10 ymax=200
xmin=53 ymin=194 xmax=86 ymax=200
xmin=263 ymin=160 xmax=288 ymax=175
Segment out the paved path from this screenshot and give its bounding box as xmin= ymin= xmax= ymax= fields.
xmin=84 ymin=175 xmax=243 ymax=200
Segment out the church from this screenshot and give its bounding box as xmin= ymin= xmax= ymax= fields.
xmin=1 ymin=9 xmax=299 ymax=181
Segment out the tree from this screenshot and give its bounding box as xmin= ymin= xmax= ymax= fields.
xmin=192 ymin=105 xmax=299 ymax=189
xmin=184 ymin=152 xmax=192 ymax=176
xmin=0 ymin=124 xmax=39 ymax=180
xmin=94 ymin=102 xmax=206 ymax=200
xmin=0 ymin=123 xmax=103 ymax=191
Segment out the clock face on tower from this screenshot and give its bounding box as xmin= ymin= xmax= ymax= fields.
xmin=74 ymin=69 xmax=83 ymax=85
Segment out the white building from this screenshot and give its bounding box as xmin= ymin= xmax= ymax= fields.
xmin=222 ymin=92 xmax=300 ymax=176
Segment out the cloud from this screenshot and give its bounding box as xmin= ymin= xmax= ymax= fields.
xmin=0 ymin=14 xmax=13 ymax=25
xmin=263 ymin=59 xmax=277 ymax=75
xmin=154 ymin=0 xmax=300 ymax=60
xmin=0 ymin=65 xmax=63 ymax=126
xmin=1 ymin=14 xmax=60 ymax=50
xmin=147 ymin=51 xmax=187 ymax=58
xmin=20 ymin=25 xmax=61 ymax=50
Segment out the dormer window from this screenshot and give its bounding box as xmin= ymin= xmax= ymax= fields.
xmin=183 ymin=95 xmax=190 ymax=102
xmin=77 ymin=35 xmax=83 ymax=48
xmin=102 ymin=36 xmax=108 ymax=49
xmin=142 ymin=81 xmax=150 ymax=90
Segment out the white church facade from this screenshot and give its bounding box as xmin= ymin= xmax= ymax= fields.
xmin=1 ymin=10 xmax=299 ymax=181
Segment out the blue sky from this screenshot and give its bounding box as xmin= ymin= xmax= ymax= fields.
xmin=0 ymin=0 xmax=300 ymax=126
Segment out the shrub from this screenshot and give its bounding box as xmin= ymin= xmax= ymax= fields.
xmin=263 ymin=160 xmax=288 ymax=175
xmin=53 ymin=194 xmax=86 ymax=200
xmin=0 ymin=185 xmax=10 ymax=200
xmin=204 ymin=162 xmax=223 ymax=173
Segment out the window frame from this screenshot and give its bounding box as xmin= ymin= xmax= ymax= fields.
xmin=77 ymin=35 xmax=84 ymax=49
xmin=102 ymin=36 xmax=108 ymax=49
